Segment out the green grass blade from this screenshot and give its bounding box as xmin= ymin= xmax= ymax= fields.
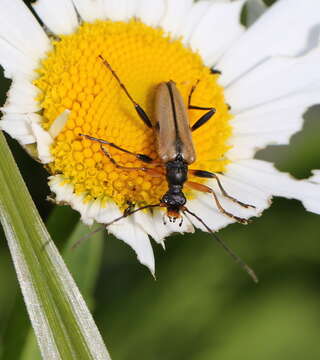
xmin=20 ymin=220 xmax=105 ymax=360
xmin=63 ymin=222 xmax=105 ymax=304
xmin=0 ymin=131 xmax=111 ymax=360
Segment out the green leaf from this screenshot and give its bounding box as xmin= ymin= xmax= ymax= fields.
xmin=0 ymin=131 xmax=111 ymax=360
xmin=63 ymin=222 xmax=105 ymax=305
xmin=21 ymin=220 xmax=105 ymax=360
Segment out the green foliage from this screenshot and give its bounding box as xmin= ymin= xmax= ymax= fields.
xmin=0 ymin=132 xmax=110 ymax=359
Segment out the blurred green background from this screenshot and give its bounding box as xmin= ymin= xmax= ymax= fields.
xmin=1 ymin=1 xmax=320 ymax=359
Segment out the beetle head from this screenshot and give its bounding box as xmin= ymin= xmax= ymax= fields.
xmin=160 ymin=186 xmax=186 ymax=222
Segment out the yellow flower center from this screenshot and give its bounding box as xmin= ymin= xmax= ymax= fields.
xmin=35 ymin=20 xmax=232 ymax=209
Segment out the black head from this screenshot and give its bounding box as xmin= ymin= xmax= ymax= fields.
xmin=161 ymin=185 xmax=186 ymax=222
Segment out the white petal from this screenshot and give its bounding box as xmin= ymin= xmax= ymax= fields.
xmin=107 ymin=210 xmax=155 ymax=275
xmin=227 ymin=90 xmax=320 ymax=160
xmin=124 ymin=0 xmax=139 ymax=19
xmin=135 ymin=209 xmax=166 ymax=246
xmin=178 ymin=1 xmax=212 ymax=45
xmin=95 ymin=201 xmax=121 ymax=224
xmin=135 ymin=0 xmax=165 ymax=27
xmin=48 ymin=110 xmax=70 ymax=138
xmin=72 ymin=0 xmax=105 ymax=22
xmin=0 ymin=38 xmax=38 ymax=80
xmin=226 ymin=48 xmax=320 ymax=113
xmin=0 ymin=113 xmax=34 ymax=144
xmin=70 ymin=194 xmax=95 ymax=225
xmin=1 ymin=79 xmax=40 ymax=113
xmin=49 ymin=178 xmax=100 ymax=225
xmin=187 ymin=195 xmax=233 ymax=232
xmin=151 ymin=208 xmax=173 ymax=240
xmin=152 ymin=208 xmax=195 ymax=239
xmin=160 ymin=0 xmax=193 ymax=37
xmin=218 ymin=0 xmax=320 ymax=86
xmin=33 ymin=0 xmax=79 ymax=35
xmin=166 ymin=213 xmax=194 ymax=234
xmin=310 ymin=170 xmax=320 ymax=184
xmin=86 ymin=198 xmax=104 ymax=222
xmin=187 ymin=171 xmax=269 ymax=232
xmin=49 ymin=175 xmax=75 ymax=203
xmin=189 ymin=0 xmax=245 ymax=66
xmin=102 ymin=0 xmax=138 ymax=21
xmin=30 ymin=121 xmax=54 ymax=163
xmin=79 ymin=201 xmax=97 ymax=226
xmin=0 ymin=0 xmax=50 ymax=61
xmin=48 ymin=181 xmax=156 ymax=273
xmin=227 ymin=159 xmax=320 ymax=215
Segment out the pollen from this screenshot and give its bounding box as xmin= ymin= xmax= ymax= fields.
xmin=35 ymin=20 xmax=232 ymax=209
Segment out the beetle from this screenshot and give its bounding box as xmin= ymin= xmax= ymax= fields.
xmin=79 ymin=55 xmax=258 ymax=282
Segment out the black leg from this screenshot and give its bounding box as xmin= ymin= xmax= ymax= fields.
xmin=188 ymin=80 xmax=216 ymax=131
xmin=191 ymin=109 xmax=216 ymax=131
xmin=210 ymin=68 xmax=221 ymax=75
xmin=189 ymin=169 xmax=256 ymax=209
xmin=79 ymin=133 xmax=154 ymax=164
xmin=98 ymin=55 xmax=153 ymax=128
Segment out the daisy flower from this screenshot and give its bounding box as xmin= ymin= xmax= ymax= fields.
xmin=1 ymin=0 xmax=320 ymax=276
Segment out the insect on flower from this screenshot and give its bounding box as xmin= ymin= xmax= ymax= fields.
xmin=1 ymin=0 xmax=320 ymax=281
xmin=79 ymin=55 xmax=258 ymax=282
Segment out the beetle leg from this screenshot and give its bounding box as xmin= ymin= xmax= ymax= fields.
xmin=79 ymin=133 xmax=161 ymax=165
xmin=98 ymin=55 xmax=153 ymax=128
xmin=185 ymin=181 xmax=251 ymax=224
xmin=189 ymin=169 xmax=255 ymax=209
xmin=100 ymin=145 xmax=164 ymax=176
xmin=188 ymin=80 xmax=216 ymax=131
xmin=190 ymin=109 xmax=216 ymax=131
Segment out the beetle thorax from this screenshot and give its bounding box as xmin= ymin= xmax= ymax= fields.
xmin=165 ymin=156 xmax=188 ymax=186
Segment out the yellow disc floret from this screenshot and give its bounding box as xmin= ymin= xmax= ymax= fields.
xmin=35 ymin=20 xmax=232 ymax=209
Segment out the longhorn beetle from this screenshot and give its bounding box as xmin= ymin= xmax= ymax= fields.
xmin=79 ymin=55 xmax=258 ymax=282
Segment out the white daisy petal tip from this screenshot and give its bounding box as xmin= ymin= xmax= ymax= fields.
xmin=227 ymin=160 xmax=320 ymax=217
xmin=108 ymin=217 xmax=156 ymax=276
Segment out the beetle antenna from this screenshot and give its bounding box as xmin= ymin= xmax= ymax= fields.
xmin=72 ymin=204 xmax=160 ymax=250
xmin=183 ymin=207 xmax=258 ymax=283
xmin=105 ymin=204 xmax=161 ymax=227
xmin=71 ymin=225 xmax=106 ymax=250
xmin=98 ymin=54 xmax=135 ymax=104
xmin=98 ymin=54 xmax=153 ymax=128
